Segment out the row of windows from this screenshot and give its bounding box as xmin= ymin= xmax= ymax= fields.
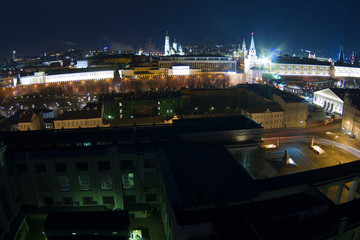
xmin=55 ymin=120 xmax=101 ymax=127
xmin=17 ymin=159 xmax=156 ymax=173
xmin=276 ymin=66 xmax=329 ymax=71
xmin=43 ymin=193 xmax=158 ymax=206
xmin=38 ymin=173 xmax=135 ymax=192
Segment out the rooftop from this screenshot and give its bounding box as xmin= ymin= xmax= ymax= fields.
xmin=44 ymin=211 xmax=129 ymax=230
xmin=273 ymin=88 xmax=306 ymax=103
xmin=159 ymin=143 xmax=257 ymax=209
xmin=243 ymin=102 xmax=283 ymax=113
xmin=55 ymin=109 xmax=102 ymax=121
xmin=173 ymin=115 xmax=262 ymax=133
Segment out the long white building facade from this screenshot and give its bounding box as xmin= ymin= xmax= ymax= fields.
xmin=14 ymin=70 xmax=120 ymax=86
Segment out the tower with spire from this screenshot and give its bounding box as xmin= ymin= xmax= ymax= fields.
xmin=351 ymin=51 xmax=355 ymax=65
xmin=241 ymin=38 xmax=247 ymax=59
xmin=248 ymin=32 xmax=256 ymax=58
xmin=164 ymin=31 xmax=170 ymax=56
xmin=244 ymin=32 xmax=258 ymax=73
xmin=338 ymin=45 xmax=344 ymax=63
xmin=163 ymin=31 xmax=184 ymax=56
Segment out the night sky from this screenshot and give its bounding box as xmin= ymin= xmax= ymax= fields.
xmin=0 ymin=0 xmax=357 ymax=59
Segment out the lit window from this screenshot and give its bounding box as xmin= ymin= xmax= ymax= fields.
xmin=78 ymin=175 xmax=91 ymax=191
xmin=122 ymin=173 xmax=135 ymax=189
xmin=101 ymin=175 xmax=113 ymax=190
xmin=58 ymin=176 xmax=71 ymax=192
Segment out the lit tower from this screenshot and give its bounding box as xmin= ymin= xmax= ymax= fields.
xmin=241 ymin=38 xmax=247 ymax=59
xmin=249 ymin=32 xmax=256 ymax=58
xmin=12 ymin=50 xmax=16 ymax=61
xmin=164 ymin=31 xmax=170 ymax=56
xmin=351 ymin=51 xmax=355 ymax=65
xmin=338 ymin=45 xmax=344 ymax=63
xmin=173 ymin=38 xmax=178 ymax=53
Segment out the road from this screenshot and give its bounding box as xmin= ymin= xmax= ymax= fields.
xmin=263 ymin=121 xmax=341 ymax=138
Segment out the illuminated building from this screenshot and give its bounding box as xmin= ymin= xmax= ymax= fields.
xmin=242 ymin=38 xmax=247 ymax=59
xmin=53 ymin=108 xmax=109 ymax=129
xmin=269 ymin=58 xmax=360 ymax=78
xmin=14 ymin=69 xmax=119 ymax=86
xmin=169 ymin=65 xmax=190 ymax=76
xmin=159 ymin=56 xmax=236 ymax=72
xmin=163 ymin=32 xmax=184 ymax=56
xmin=313 ymin=88 xmax=344 ymax=114
xmin=272 ymin=89 xmax=308 ymax=128
xmin=242 ymin=103 xmax=284 ymax=129
xmin=76 ymin=60 xmax=88 ymax=68
xmin=341 ymin=90 xmax=360 ymax=138
xmin=269 ymin=62 xmax=331 ymax=77
xmin=164 ymin=31 xmax=170 ymax=56
xmin=244 ymin=33 xmax=259 ymax=73
xmin=18 ymin=111 xmax=44 ymax=131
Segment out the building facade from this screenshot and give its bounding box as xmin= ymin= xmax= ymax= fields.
xmin=243 ymin=104 xmax=284 ymax=129
xmin=342 ymin=94 xmax=360 ymax=139
xmin=159 ymin=56 xmax=236 ymax=72
xmin=313 ymin=88 xmax=344 ymax=114
xmin=273 ymin=91 xmax=308 ymax=128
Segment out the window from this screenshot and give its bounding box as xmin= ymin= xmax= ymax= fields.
xmin=76 ymin=162 xmax=88 ymax=171
xmin=143 ymin=158 xmax=156 ymax=168
xmin=103 ymin=196 xmax=115 ymax=205
xmin=304 ymin=67 xmax=308 ymax=70
xmin=63 ymin=197 xmax=73 ymax=205
xmin=83 ymin=197 xmax=95 ymax=205
xmin=101 ymin=175 xmax=113 ymax=190
xmin=38 ymin=176 xmax=50 ymax=192
xmin=144 ymin=172 xmax=157 ymax=188
xmin=58 ymin=176 xmax=71 ymax=192
xmin=98 ymin=161 xmax=110 ymax=171
xmin=35 ymin=163 xmax=46 ymax=173
xmin=288 ymin=66 xmax=292 ymax=70
xmin=78 ymin=175 xmax=91 ymax=191
xmin=55 ymin=162 xmax=67 ymax=172
xmin=146 ymin=194 xmax=157 ymax=202
xmin=121 ymin=160 xmax=133 ymax=169
xmin=295 ymin=67 xmax=300 ymax=70
xmin=16 ymin=164 xmax=27 ymax=173
xmin=312 ymin=67 xmax=316 ymax=71
xmin=124 ymin=195 xmax=136 ymax=206
xmin=43 ymin=197 xmax=54 ymax=205
xmin=122 ymin=173 xmax=135 ymax=189
xmin=279 ymin=66 xmax=285 ymax=70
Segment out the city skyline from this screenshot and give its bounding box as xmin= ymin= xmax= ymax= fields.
xmin=0 ymin=0 xmax=357 ymax=59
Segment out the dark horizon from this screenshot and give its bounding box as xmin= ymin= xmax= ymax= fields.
xmin=0 ymin=0 xmax=357 ymax=59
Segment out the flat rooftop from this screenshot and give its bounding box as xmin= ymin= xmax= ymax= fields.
xmin=159 ymin=143 xmax=258 ymax=209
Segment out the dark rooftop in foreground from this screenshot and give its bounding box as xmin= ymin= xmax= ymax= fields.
xmin=159 ymin=143 xmax=258 ymax=209
xmin=173 ymin=115 xmax=261 ymax=133
xmin=44 ymin=211 xmax=129 ymax=230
